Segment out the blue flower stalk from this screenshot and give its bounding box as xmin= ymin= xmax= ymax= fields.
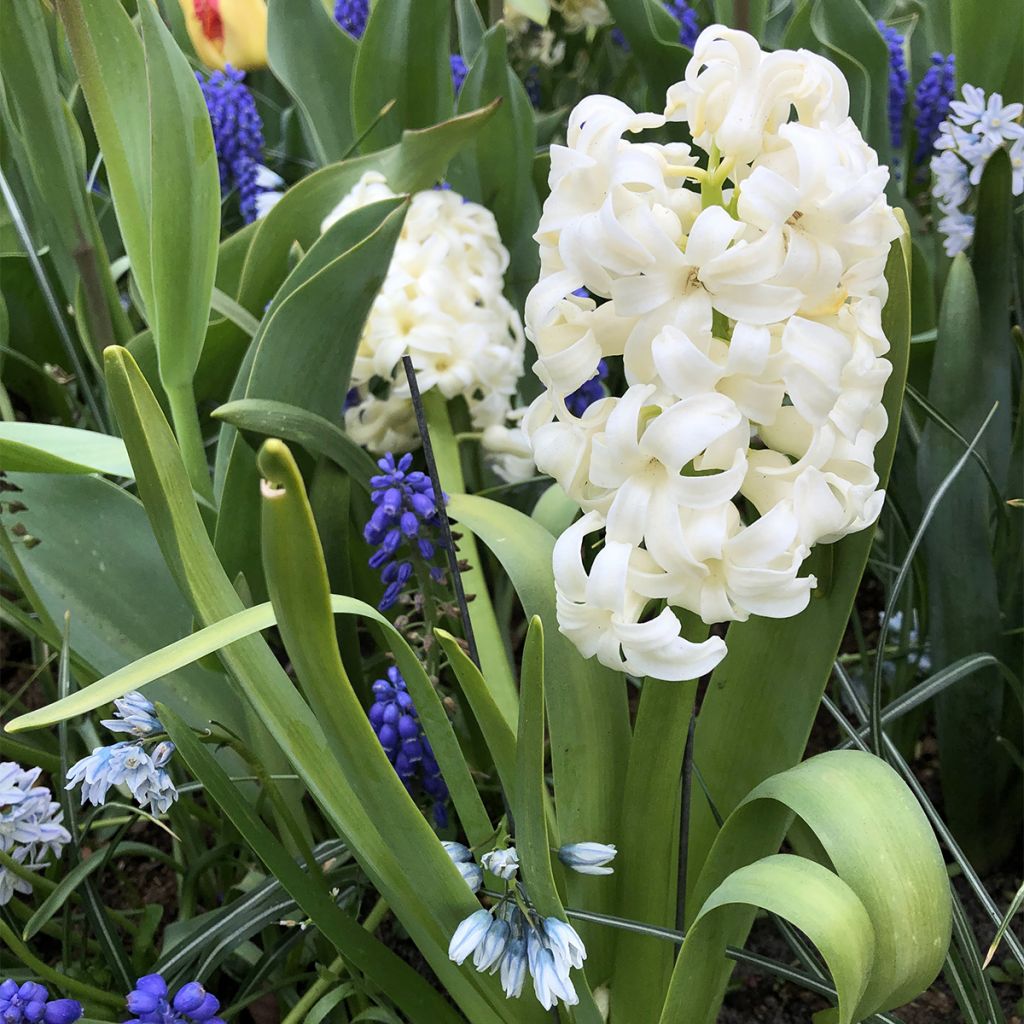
xmin=369 ymin=667 xmax=449 ymax=827
xmin=565 ymin=359 xmax=609 ymax=417
xmin=196 ymin=66 xmax=271 ymax=224
xmin=364 ymin=452 xmax=447 ymax=612
xmin=125 ymin=975 xmax=223 ymax=1024
xmin=66 ymin=692 xmax=179 ymax=815
xmin=0 ymin=981 xmax=82 ymax=1024
xmin=913 ymin=52 xmax=956 ymax=164
xmin=877 ymin=22 xmax=909 ymax=149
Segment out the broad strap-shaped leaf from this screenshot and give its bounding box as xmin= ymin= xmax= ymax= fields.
xmin=663 ymin=751 xmax=951 ymax=1023
xmin=55 ymin=0 xmax=153 ymax=315
xmin=0 ymin=423 xmax=132 ymax=477
xmin=351 ymin=0 xmax=452 ymax=152
xmin=213 ymin=199 xmax=407 ymax=597
xmin=138 ymin=0 xmax=220 ymax=390
xmin=267 ymin=0 xmax=357 ymax=165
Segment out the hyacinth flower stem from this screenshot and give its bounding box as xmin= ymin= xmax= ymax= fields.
xmin=0 ymin=920 xmax=123 ymax=1008
xmin=167 ymin=382 xmax=214 ymax=506
xmin=280 ymin=955 xmax=348 ymax=1024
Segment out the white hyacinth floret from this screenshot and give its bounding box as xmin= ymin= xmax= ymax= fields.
xmin=322 ymin=174 xmax=531 ymax=481
xmin=525 ymin=26 xmax=902 ymax=681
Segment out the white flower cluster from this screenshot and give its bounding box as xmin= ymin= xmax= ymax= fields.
xmin=552 ymin=0 xmax=612 ymax=32
xmin=931 ymin=86 xmax=1024 ymax=255
xmin=322 ymin=174 xmax=529 ymax=478
xmin=0 ymin=762 xmax=70 ymax=905
xmin=525 ymin=27 xmax=902 ymax=681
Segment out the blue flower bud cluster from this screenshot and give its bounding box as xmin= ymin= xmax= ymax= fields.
xmin=913 ymin=52 xmax=956 ymax=165
xmin=663 ymin=0 xmax=699 ymax=49
xmin=66 ymin=692 xmax=178 ymax=815
xmin=0 ymin=763 xmax=70 ymax=907
xmin=451 ymin=54 xmax=469 ymax=96
xmin=364 ymin=452 xmax=447 ymax=612
xmin=334 ymin=0 xmax=369 ymax=38
xmin=125 ymin=975 xmax=223 ymax=1024
xmin=565 ymin=359 xmax=609 ymax=418
xmin=0 ymin=981 xmax=81 ymax=1024
xmin=369 ymin=667 xmax=449 ymax=827
xmin=877 ymin=22 xmax=909 ymax=149
xmin=196 ymin=66 xmax=266 ymax=224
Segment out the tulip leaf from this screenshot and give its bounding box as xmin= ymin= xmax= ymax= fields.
xmin=351 ymin=0 xmax=452 ymax=152
xmin=212 ymin=398 xmax=379 ymax=493
xmin=55 ymin=0 xmax=153 ymax=316
xmin=213 ymin=199 xmax=407 ymax=597
xmin=0 ymin=423 xmax=132 ymax=477
xmin=138 ymin=0 xmax=220 ymax=390
xmin=267 ymin=0 xmax=357 ymax=165
xmin=684 ymin=237 xmax=911 ymax=912
xmin=450 ymin=24 xmax=540 ymax=307
xmin=235 ymin=101 xmax=499 ymax=316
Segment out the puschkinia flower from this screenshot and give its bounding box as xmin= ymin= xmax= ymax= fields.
xmin=334 ymin=0 xmax=369 ymax=38
xmin=66 ymin=693 xmax=178 ymax=815
xmin=930 ymin=84 xmax=1024 ymax=254
xmin=364 ymin=452 xmax=446 ymax=610
xmin=449 ymin=902 xmax=586 ymax=1010
xmin=0 ymin=763 xmax=70 ymax=907
xmin=451 ymin=54 xmax=469 ymax=95
xmin=481 ymin=847 xmax=520 ymax=880
xmin=443 ymin=841 xmax=483 ymax=892
xmin=558 ymin=841 xmax=617 ymax=875
xmin=877 ymin=22 xmax=909 ymax=148
xmin=913 ymin=52 xmax=956 ymax=164
xmin=368 ymin=667 xmax=449 ymax=827
xmin=125 ymin=974 xmax=223 ymax=1024
xmin=322 ymin=173 xmax=530 ymax=481
xmin=525 ymin=26 xmax=900 ymax=681
xmin=197 ymin=66 xmax=277 ymax=224
xmin=0 ymin=981 xmax=82 ymax=1024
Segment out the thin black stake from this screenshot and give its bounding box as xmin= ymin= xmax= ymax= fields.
xmin=401 ymin=354 xmax=481 ymax=670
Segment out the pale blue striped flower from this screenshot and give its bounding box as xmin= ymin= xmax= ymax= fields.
xmin=558 ymin=841 xmax=617 ymax=875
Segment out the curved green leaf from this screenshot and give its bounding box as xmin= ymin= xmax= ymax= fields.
xmin=212 ymin=398 xmax=379 ymax=492
xmin=670 ymin=751 xmax=951 ymax=1023
xmin=0 ymin=423 xmax=132 ymax=477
